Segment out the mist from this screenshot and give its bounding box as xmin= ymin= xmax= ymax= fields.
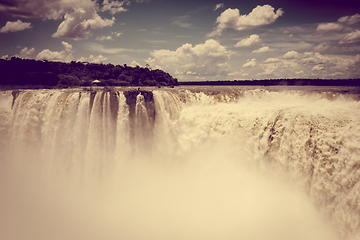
xmin=1 ymin=141 xmax=339 ymax=240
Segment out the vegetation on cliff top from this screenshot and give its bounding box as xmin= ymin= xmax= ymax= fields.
xmin=0 ymin=57 xmax=178 ymax=88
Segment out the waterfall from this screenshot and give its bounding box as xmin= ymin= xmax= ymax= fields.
xmin=0 ymin=86 xmax=359 ymax=240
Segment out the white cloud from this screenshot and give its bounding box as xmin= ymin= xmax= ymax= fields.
xmin=0 ymin=0 xmax=117 ymax=40
xmin=252 ymin=46 xmax=275 ymax=53
xmin=311 ymin=64 xmax=325 ymax=71
xmin=300 ymin=52 xmax=327 ymax=65
xmin=264 ymin=58 xmax=280 ymax=63
xmin=242 ymin=58 xmax=256 ymax=68
xmin=130 ymin=61 xmax=141 ymax=67
xmin=78 ymin=54 xmax=108 ymax=63
xmin=235 ymin=34 xmax=261 ymax=47
xmin=283 ymin=50 xmax=299 ymax=59
xmin=36 ymin=41 xmax=73 ymax=62
xmin=0 ymin=20 xmax=32 ymax=33
xmin=112 ymin=31 xmax=122 ymax=37
xmin=96 ymin=35 xmax=113 ymax=41
xmin=228 ymin=70 xmax=246 ymax=77
xmin=16 ymin=47 xmax=36 ymax=59
xmin=100 ymin=0 xmax=129 ymax=15
xmin=214 ymin=3 xmax=224 ymax=11
xmin=146 ymin=39 xmax=232 ymax=77
xmin=52 ymin=8 xmax=115 ymax=40
xmin=316 ymin=23 xmax=344 ymax=33
xmin=339 ymin=30 xmax=360 ymax=44
xmin=208 ymin=5 xmax=284 ymax=36
xmin=238 ymin=50 xmax=360 ymax=79
xmin=338 ymin=14 xmax=360 ymax=25
xmin=254 ymin=51 xmax=360 ymax=79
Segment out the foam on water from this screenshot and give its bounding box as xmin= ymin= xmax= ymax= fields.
xmin=0 ymin=87 xmax=359 ymax=240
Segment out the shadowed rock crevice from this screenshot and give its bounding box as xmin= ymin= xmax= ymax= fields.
xmin=124 ymin=90 xmax=155 ymax=151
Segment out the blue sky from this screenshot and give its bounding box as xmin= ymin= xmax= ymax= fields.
xmin=1 ymin=0 xmax=360 ymax=81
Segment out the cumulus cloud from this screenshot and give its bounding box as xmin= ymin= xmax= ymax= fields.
xmin=100 ymin=0 xmax=129 ymax=15
xmin=146 ymin=39 xmax=232 ymax=77
xmin=0 ymin=0 xmax=117 ymax=40
xmin=208 ymin=5 xmax=284 ymax=36
xmin=112 ymin=31 xmax=122 ymax=37
xmin=0 ymin=20 xmax=32 ymax=33
xmin=316 ymin=23 xmax=344 ymax=33
xmin=283 ymin=50 xmax=299 ymax=59
xmin=339 ymin=30 xmax=360 ymax=44
xmin=251 ymin=51 xmax=360 ymax=79
xmin=16 ymin=47 xmax=35 ymax=58
xmin=52 ymin=8 xmax=115 ymax=40
xmin=130 ymin=61 xmax=141 ymax=67
xmin=36 ymin=41 xmax=73 ymax=62
xmin=311 ymin=64 xmax=325 ymax=71
xmin=242 ymin=58 xmax=256 ymax=68
xmin=264 ymin=57 xmax=280 ymax=63
xmin=338 ymin=14 xmax=360 ymax=25
xmin=235 ymin=34 xmax=261 ymax=47
xmin=78 ymin=54 xmax=108 ymax=63
xmin=214 ymin=3 xmax=224 ymax=11
xmin=252 ymin=46 xmax=275 ymax=53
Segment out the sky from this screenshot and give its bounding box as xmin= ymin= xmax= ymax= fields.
xmin=1 ymin=0 xmax=360 ymax=81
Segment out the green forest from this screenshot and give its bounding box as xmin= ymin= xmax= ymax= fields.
xmin=0 ymin=57 xmax=178 ymax=88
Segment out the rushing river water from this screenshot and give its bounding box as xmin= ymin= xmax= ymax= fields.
xmin=0 ymin=86 xmax=360 ymax=240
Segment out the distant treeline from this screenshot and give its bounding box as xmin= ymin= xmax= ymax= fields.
xmin=179 ymin=79 xmax=360 ymax=86
xmin=0 ymin=57 xmax=178 ymax=88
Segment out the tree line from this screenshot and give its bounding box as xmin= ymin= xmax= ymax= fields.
xmin=0 ymin=57 xmax=178 ymax=88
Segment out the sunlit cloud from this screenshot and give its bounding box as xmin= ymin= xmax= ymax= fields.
xmin=252 ymin=46 xmax=275 ymax=53
xmin=338 ymin=13 xmax=360 ymax=25
xmin=0 ymin=20 xmax=32 ymax=33
xmin=36 ymin=41 xmax=74 ymax=62
xmin=15 ymin=47 xmax=35 ymax=58
xmin=316 ymin=23 xmax=344 ymax=33
xmin=235 ymin=34 xmax=261 ymax=47
xmin=339 ymin=30 xmax=360 ymax=44
xmin=100 ymin=0 xmax=129 ymax=15
xmin=283 ymin=50 xmax=299 ymax=59
xmin=0 ymin=0 xmax=119 ymax=40
xmin=214 ymin=3 xmax=224 ymax=11
xmin=242 ymin=58 xmax=256 ymax=68
xmin=208 ymin=5 xmax=284 ymax=36
xmin=78 ymin=54 xmax=108 ymax=63
xmin=147 ymin=39 xmax=232 ymax=77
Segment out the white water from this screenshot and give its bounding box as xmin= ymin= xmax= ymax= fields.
xmin=0 ymin=86 xmax=360 ymax=240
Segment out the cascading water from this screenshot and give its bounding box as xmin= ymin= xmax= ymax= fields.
xmin=0 ymin=86 xmax=360 ymax=240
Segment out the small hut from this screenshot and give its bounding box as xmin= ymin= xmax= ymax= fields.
xmin=92 ymin=80 xmax=101 ymax=86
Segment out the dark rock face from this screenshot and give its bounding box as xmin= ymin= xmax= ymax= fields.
xmin=123 ymin=90 xmax=155 ymax=125
xmin=11 ymin=90 xmax=20 ymax=108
